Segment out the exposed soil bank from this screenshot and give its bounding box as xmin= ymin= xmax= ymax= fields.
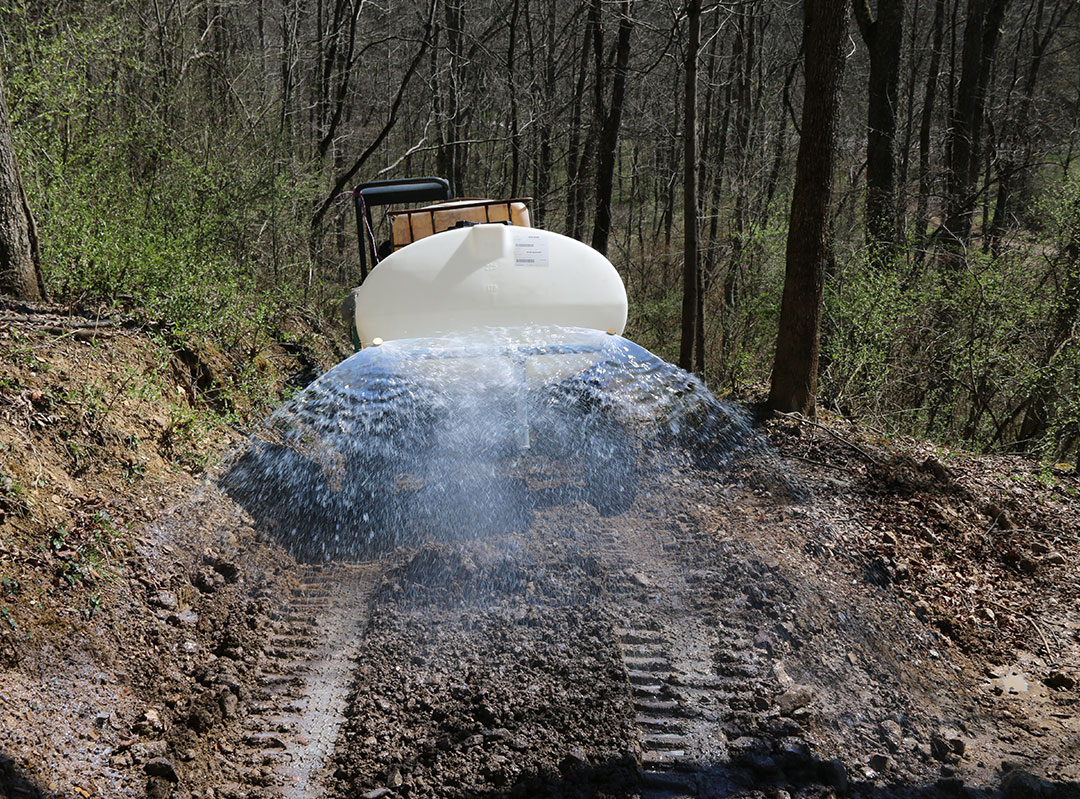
xmin=0 ymin=304 xmax=331 ymax=797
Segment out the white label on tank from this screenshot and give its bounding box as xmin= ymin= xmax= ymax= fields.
xmin=514 ymin=232 xmax=549 ymax=267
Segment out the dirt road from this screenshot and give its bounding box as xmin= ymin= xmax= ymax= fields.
xmin=2 ymin=314 xmax=1078 ymax=798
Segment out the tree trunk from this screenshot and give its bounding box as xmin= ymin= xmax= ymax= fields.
xmin=942 ymin=0 xmax=1010 ymax=251
xmin=0 ymin=75 xmax=45 ymax=302
xmin=679 ymin=0 xmax=702 ymax=373
xmin=591 ymin=0 xmax=634 ymax=256
xmin=533 ymin=0 xmax=558 ymax=228
xmin=565 ymin=4 xmax=596 ymax=238
xmin=767 ymin=0 xmax=847 ymax=416
xmin=915 ymin=0 xmax=946 ymax=249
xmin=852 ymin=0 xmax=903 ymax=265
xmin=506 ymin=0 xmax=522 ymax=197
xmin=728 ymin=11 xmax=752 ymax=292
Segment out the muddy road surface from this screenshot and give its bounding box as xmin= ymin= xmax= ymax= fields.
xmin=105 ymin=454 xmax=1076 ymax=799
xmin=3 ymin=448 xmax=1079 ymax=799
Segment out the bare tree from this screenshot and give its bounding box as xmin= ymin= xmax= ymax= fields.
xmin=0 ymin=75 xmax=45 ymax=302
xmin=941 ymin=0 xmax=1010 ymax=251
xmin=591 ymin=0 xmax=634 ymax=256
xmin=852 ymin=0 xmax=904 ymax=264
xmin=767 ymin=0 xmax=848 ymax=415
xmin=679 ymin=0 xmax=702 ymax=373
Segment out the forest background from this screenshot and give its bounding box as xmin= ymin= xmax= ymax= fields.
xmin=1 ymin=0 xmax=1079 ymax=464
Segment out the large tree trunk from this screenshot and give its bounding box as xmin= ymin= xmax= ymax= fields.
xmin=852 ymin=0 xmax=903 ymax=265
xmin=766 ymin=0 xmax=847 ymax=416
xmin=0 ymin=75 xmax=45 ymax=302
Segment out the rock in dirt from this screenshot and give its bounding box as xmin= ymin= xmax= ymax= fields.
xmin=562 ymin=749 xmax=589 ymax=769
xmin=869 ymin=753 xmax=892 ymax=772
xmin=776 ymin=684 xmax=814 ymax=715
xmin=144 ymin=757 xmax=179 ymax=781
xmin=1002 ymin=769 xmax=1057 ymax=798
xmin=880 ymin=719 xmax=903 ymax=752
xmin=130 ymin=740 xmax=169 ymax=764
xmin=930 ymin=734 xmax=965 ymax=764
xmin=146 ymin=777 xmax=174 ymax=799
xmin=818 ymin=758 xmax=848 ymax=794
xmin=219 ymin=691 xmax=238 ymax=718
xmin=985 ymin=503 xmax=1017 ymax=530
xmin=748 ymin=752 xmax=783 ymax=780
xmin=207 ymin=557 xmax=240 ymax=582
xmin=773 ymin=662 xmax=794 ymax=689
xmin=134 ymin=709 xmax=164 ymax=734
xmin=187 ymin=705 xmax=218 ymax=734
xmin=937 ymin=776 xmax=967 ymax=794
xmin=192 ymin=567 xmax=225 ymax=593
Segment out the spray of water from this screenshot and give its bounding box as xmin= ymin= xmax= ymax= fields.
xmin=219 ymin=326 xmax=763 ymax=561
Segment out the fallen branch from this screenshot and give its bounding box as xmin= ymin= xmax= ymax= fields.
xmin=41 ymin=327 xmax=120 ymax=340
xmin=789 ymin=453 xmax=861 ymax=473
xmin=0 ymin=313 xmax=123 ymax=329
xmin=773 ymin=411 xmax=881 ymax=466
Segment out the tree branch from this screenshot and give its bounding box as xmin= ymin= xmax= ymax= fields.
xmin=310 ymin=0 xmax=438 ymax=237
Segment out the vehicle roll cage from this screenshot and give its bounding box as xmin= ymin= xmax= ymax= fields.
xmin=353 ymin=177 xmax=451 ymax=281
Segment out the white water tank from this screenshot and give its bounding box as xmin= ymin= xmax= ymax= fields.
xmin=353 ymin=224 xmax=628 ymax=347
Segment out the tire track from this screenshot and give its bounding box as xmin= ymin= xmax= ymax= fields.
xmin=593 ymin=505 xmax=772 ymax=798
xmin=233 ymin=563 xmax=380 ymax=797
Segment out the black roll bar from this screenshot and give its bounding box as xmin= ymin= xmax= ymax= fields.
xmin=354 ymin=177 xmax=451 ymax=281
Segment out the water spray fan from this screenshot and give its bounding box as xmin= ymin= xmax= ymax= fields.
xmin=220 ymin=178 xmax=751 ymax=562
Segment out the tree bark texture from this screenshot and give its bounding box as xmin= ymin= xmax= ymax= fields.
xmin=767 ymin=0 xmax=847 ymax=416
xmin=591 ymin=0 xmax=633 ymax=256
xmin=0 ymin=76 xmax=45 ymax=302
xmin=852 ymin=0 xmax=903 ymax=264
xmin=679 ymin=0 xmax=702 ymax=374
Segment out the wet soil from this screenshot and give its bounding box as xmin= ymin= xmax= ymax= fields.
xmin=316 ymin=458 xmax=1080 ymax=799
xmin=2 ymin=312 xmax=1079 ymax=799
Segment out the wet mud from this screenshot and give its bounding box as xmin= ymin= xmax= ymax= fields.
xmin=4 ymin=327 xmax=1078 ymax=799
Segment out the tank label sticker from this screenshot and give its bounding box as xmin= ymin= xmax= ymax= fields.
xmin=514 ymin=232 xmax=549 ymax=268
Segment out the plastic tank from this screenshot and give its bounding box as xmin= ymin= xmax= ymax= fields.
xmin=353 ymin=223 xmax=628 ymax=346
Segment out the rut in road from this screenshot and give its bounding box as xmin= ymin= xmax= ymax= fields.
xmin=233 ymin=563 xmax=379 ymax=797
xmin=592 ymin=498 xmax=785 ymax=798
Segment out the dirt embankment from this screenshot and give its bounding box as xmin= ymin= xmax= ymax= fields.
xmin=0 ymin=301 xmax=335 ymax=796
xmin=1 ymin=302 xmax=1078 ymax=799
